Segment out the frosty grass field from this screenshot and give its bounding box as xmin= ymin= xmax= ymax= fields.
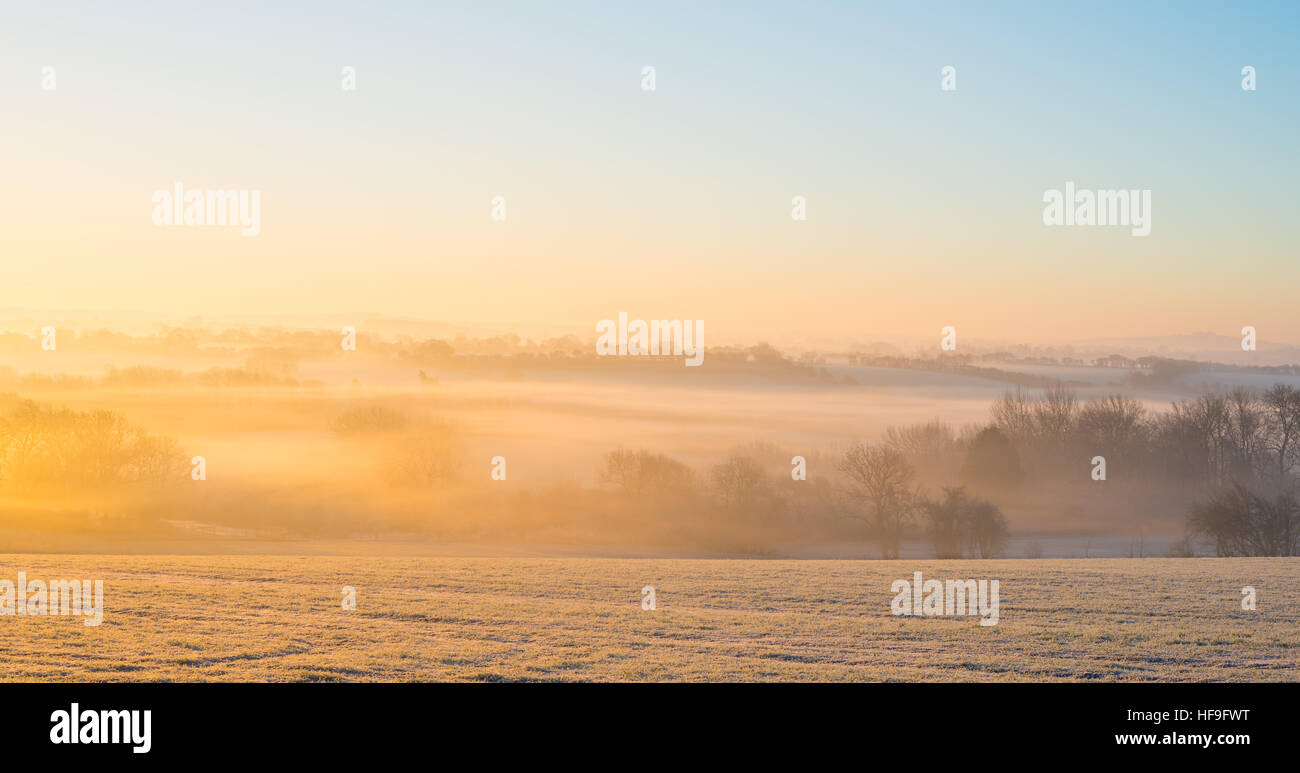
xmin=1 ymin=555 xmax=1296 ymax=682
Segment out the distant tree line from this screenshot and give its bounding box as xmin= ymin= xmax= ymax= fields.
xmin=595 ymin=382 xmax=1300 ymax=558
xmin=0 ymin=400 xmax=187 ymax=494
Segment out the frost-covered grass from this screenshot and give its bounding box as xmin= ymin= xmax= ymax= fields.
xmin=0 ymin=555 xmax=1295 ymax=681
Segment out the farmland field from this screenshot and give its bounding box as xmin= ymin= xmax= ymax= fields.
xmin=1 ymin=555 xmax=1296 ymax=682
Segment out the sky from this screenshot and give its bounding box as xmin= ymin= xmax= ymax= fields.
xmin=1 ymin=1 xmax=1297 ymax=347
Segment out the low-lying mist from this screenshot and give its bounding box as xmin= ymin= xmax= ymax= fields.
xmin=1 ymin=326 xmax=1298 ymax=558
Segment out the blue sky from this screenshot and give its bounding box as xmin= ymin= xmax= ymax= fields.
xmin=1 ymin=1 xmax=1296 ymax=344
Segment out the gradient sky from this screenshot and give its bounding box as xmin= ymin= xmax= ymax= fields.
xmin=2 ymin=1 xmax=1297 ymax=346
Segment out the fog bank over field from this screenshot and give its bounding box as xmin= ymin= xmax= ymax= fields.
xmin=1 ymin=323 xmax=1298 ymax=558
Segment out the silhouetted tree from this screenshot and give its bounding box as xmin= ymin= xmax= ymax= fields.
xmin=1076 ymin=394 xmax=1147 ymax=470
xmin=601 ymin=448 xmax=694 ymax=496
xmin=1263 ymin=384 xmax=1300 ymax=482
xmin=964 ymin=498 xmax=1009 ymax=558
xmin=709 ymin=453 xmax=786 ymax=529
xmin=990 ymin=389 xmax=1035 ymax=444
xmin=960 ymin=427 xmax=1023 ymax=489
xmin=1032 ymin=384 xmax=1078 ymax=449
xmin=839 ymin=443 xmax=915 ymax=559
xmin=922 ymin=487 xmax=968 ymax=558
xmin=1189 ymin=483 xmax=1299 ymax=556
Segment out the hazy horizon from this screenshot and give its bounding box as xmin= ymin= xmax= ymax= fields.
xmin=4 ymin=310 xmax=1300 ymax=362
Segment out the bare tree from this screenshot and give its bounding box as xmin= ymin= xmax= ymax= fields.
xmin=600 ymin=448 xmax=645 ymax=495
xmin=601 ymin=448 xmax=694 ymax=496
xmin=839 ymin=443 xmax=916 ymax=559
xmin=1263 ymin=384 xmax=1300 ymax=482
xmin=1224 ymin=387 xmax=1266 ymax=482
xmin=1032 ymin=383 xmax=1078 ymax=448
xmin=884 ymin=421 xmax=961 ymax=480
xmin=711 ymin=453 xmax=769 ymax=513
xmin=964 ymin=498 xmax=1009 ymax=559
xmin=1189 ymin=483 xmax=1299 ymax=556
xmin=990 ymin=388 xmax=1036 ymax=444
xmin=922 ymin=487 xmax=967 ymax=558
xmin=1163 ymin=394 xmax=1231 ymax=488
xmin=0 ymin=401 xmax=188 ymax=494
xmin=1077 ymin=394 xmax=1146 ymax=451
